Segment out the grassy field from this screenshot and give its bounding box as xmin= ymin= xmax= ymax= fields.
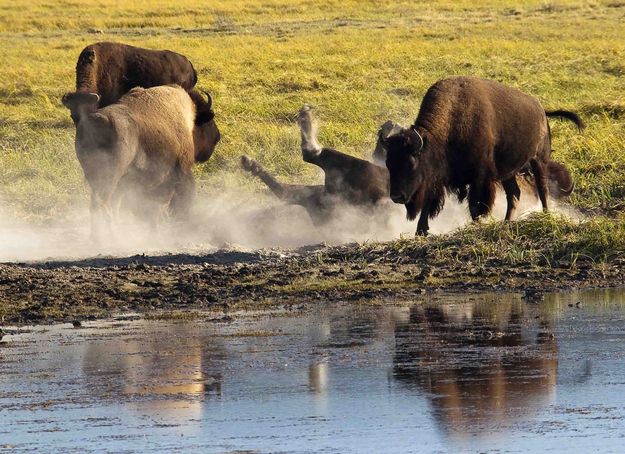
xmin=1 ymin=0 xmax=624 ymax=224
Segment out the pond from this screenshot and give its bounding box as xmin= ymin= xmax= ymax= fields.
xmin=1 ymin=289 xmax=624 ymax=453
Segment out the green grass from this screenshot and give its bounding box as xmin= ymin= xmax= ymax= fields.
xmin=1 ymin=0 xmax=624 ymax=221
xmin=341 ymin=212 xmax=625 ymax=266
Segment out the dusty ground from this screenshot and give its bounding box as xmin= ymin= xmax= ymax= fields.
xmin=1 ymin=241 xmax=623 ymax=325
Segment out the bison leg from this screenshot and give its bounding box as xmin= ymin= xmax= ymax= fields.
xmin=416 ymin=209 xmax=430 ymax=236
xmin=84 ymin=165 xmax=121 ymax=243
xmin=297 ymin=105 xmax=322 ymax=159
xmin=241 ymin=155 xmax=289 ymax=199
xmin=468 ymin=178 xmax=496 ymax=220
xmin=529 ymin=159 xmax=549 ymax=212
xmin=502 ymin=177 xmax=521 ymax=221
xmin=170 ymin=168 xmax=195 ymax=221
xmin=89 ymin=193 xmax=114 ymax=243
xmin=411 ymin=198 xmax=432 ymax=236
xmin=240 ymin=155 xmax=326 ymax=207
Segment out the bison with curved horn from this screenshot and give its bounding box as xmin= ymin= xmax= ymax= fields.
xmin=382 ymin=76 xmax=583 ymax=235
xmin=65 ymin=42 xmax=198 ymax=123
xmin=61 ymin=85 xmax=220 ymax=240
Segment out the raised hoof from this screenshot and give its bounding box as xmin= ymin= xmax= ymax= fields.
xmin=297 ymin=104 xmax=314 ymax=128
xmin=240 ymin=155 xmax=253 ymax=171
xmin=240 ymin=155 xmax=263 ymax=176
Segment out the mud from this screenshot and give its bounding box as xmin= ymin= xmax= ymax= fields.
xmin=1 ymin=290 xmax=624 ymax=452
xmin=1 ymin=240 xmax=624 ymax=325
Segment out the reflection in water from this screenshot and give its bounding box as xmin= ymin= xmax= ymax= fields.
xmin=393 ymin=300 xmax=558 ymax=439
xmin=309 ymin=362 xmax=329 ymax=395
xmin=81 ymin=323 xmax=225 ymax=419
xmin=4 ymin=290 xmax=625 ymax=452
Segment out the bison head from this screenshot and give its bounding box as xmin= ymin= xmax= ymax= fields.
xmin=382 ymin=127 xmax=425 ymax=204
xmin=62 ymin=91 xmax=100 ymax=124
xmin=189 ymin=90 xmax=220 ymax=163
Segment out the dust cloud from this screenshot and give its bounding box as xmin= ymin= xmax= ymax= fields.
xmin=0 ymin=179 xmax=576 ymax=263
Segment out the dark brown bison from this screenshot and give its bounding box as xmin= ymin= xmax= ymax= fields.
xmin=241 ymin=106 xmax=396 ymax=225
xmin=61 ymin=85 xmax=219 ymax=240
xmin=382 ymin=76 xmax=583 ymax=235
xmin=65 ymin=42 xmax=198 ymax=123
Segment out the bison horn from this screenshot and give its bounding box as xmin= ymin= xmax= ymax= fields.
xmin=201 ymin=90 xmax=213 ymax=109
xmin=410 ymin=126 xmax=424 ymax=151
xmin=61 ymin=91 xmax=100 ymax=109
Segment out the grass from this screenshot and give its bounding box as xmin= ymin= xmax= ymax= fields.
xmin=337 ymin=212 xmax=625 ymax=266
xmin=0 ymin=0 xmax=624 ymax=226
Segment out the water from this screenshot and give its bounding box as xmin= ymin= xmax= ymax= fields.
xmin=1 ymin=289 xmax=625 ymax=453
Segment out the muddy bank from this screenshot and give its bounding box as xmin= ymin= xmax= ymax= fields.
xmin=1 ymin=238 xmax=624 ymax=325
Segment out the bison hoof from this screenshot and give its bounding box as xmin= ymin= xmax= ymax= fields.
xmin=240 ymin=155 xmax=252 ymax=170
xmin=297 ymin=104 xmax=314 ymax=124
xmin=240 ymin=155 xmax=262 ymax=175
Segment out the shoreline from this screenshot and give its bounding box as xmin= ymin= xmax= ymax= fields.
xmin=1 ymin=236 xmax=623 ymax=326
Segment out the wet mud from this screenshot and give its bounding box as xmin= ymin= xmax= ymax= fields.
xmin=0 ymin=243 xmax=624 ymax=325
xmin=1 ymin=289 xmax=624 ymax=452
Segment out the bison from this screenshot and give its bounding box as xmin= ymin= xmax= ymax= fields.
xmin=382 ymin=76 xmax=583 ymax=235
xmin=61 ymin=85 xmax=220 ymax=240
xmin=241 ymin=106 xmax=398 ymax=225
xmin=65 ymin=42 xmax=198 ymax=123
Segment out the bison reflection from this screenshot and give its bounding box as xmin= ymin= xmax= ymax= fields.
xmin=393 ymin=301 xmax=557 ymax=438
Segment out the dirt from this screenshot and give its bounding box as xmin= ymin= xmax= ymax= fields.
xmin=1 ymin=242 xmax=623 ymax=325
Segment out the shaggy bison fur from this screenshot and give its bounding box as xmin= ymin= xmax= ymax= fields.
xmin=383 ymin=76 xmax=583 ymax=235
xmin=65 ymin=42 xmax=198 ymax=123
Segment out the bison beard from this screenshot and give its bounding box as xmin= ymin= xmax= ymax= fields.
xmin=383 ymin=76 xmax=582 ymax=236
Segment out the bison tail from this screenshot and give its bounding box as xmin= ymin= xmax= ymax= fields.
xmin=547 ymin=160 xmax=575 ymax=198
xmin=545 ymin=110 xmax=585 ymax=132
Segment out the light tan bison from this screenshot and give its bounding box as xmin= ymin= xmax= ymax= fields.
xmin=62 ymin=85 xmax=220 ymax=240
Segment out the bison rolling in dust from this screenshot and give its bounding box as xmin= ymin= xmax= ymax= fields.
xmin=62 ymin=85 xmax=220 ymax=240
xmin=382 ymin=76 xmax=583 ymax=235
xmin=65 ymin=42 xmax=198 ymax=123
xmin=241 ymin=106 xmax=400 ymax=225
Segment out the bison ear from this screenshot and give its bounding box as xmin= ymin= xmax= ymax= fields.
xmin=196 ymin=108 xmax=215 ymax=124
xmin=61 ymin=93 xmax=72 ymax=108
xmin=61 ymin=92 xmax=100 ymax=109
